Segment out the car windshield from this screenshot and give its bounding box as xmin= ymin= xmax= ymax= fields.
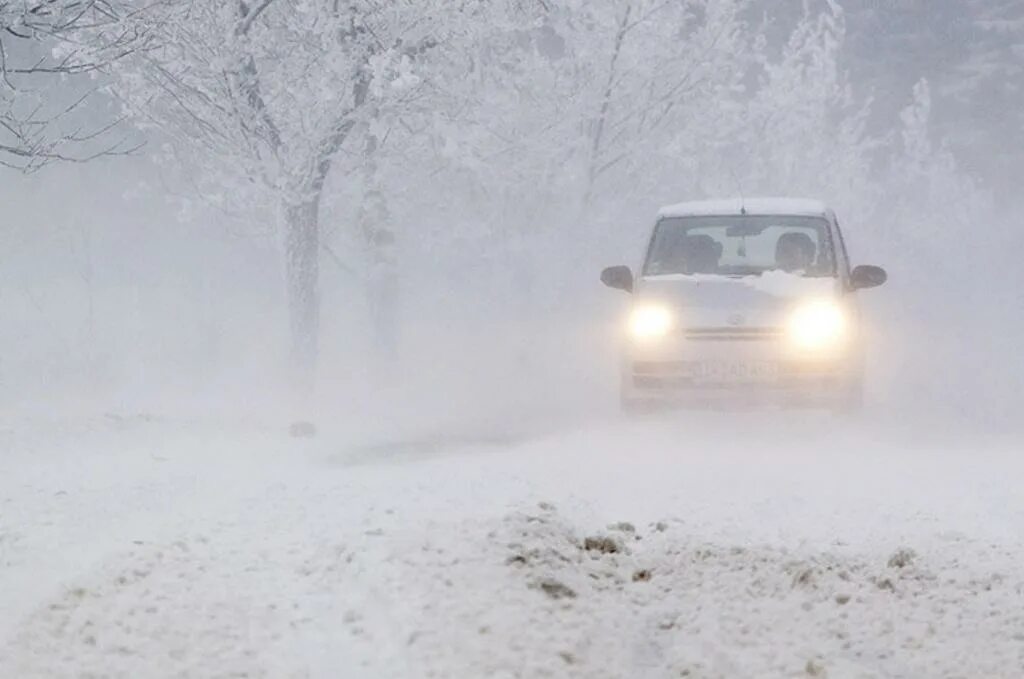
xmin=644 ymin=215 xmax=836 ymax=277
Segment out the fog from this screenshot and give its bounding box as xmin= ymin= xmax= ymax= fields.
xmin=2 ymin=1 xmax=1023 ymax=677
xmin=0 ymin=136 xmax=1018 ymax=433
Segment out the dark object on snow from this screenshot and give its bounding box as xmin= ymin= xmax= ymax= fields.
xmin=584 ymin=535 xmax=622 ymax=554
xmin=535 ymin=578 xmax=576 ymax=600
xmin=289 ymin=421 xmax=318 ymax=438
xmin=887 ymin=547 xmax=917 ymax=569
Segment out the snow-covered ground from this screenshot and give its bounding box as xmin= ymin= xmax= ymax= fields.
xmin=2 ymin=409 xmax=1023 ymax=678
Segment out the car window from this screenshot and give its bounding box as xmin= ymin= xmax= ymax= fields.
xmin=644 ymin=215 xmax=836 ymax=277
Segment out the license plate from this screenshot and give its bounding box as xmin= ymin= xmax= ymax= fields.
xmin=688 ymin=361 xmax=779 ymax=385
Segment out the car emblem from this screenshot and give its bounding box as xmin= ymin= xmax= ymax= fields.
xmin=727 ymin=314 xmax=746 ymax=327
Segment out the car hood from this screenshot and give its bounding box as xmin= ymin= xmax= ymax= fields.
xmin=637 ymin=271 xmax=840 ymax=328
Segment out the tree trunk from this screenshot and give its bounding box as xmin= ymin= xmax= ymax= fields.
xmin=359 ymin=128 xmax=398 ymax=359
xmin=283 ymin=194 xmax=322 ymax=387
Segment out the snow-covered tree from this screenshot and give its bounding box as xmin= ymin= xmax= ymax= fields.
xmin=110 ymin=0 xmax=463 ymax=380
xmin=399 ymin=0 xmax=754 ymax=256
xmin=0 ymin=0 xmax=141 ymax=170
xmin=944 ymin=0 xmax=1024 ymax=202
xmin=888 ymin=79 xmax=995 ymax=270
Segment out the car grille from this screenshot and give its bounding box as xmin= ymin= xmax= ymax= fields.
xmin=684 ymin=327 xmax=783 ymax=342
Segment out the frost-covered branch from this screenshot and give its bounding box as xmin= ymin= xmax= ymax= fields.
xmin=0 ymin=0 xmax=146 ymax=170
xmin=104 ymin=0 xmax=467 ymax=376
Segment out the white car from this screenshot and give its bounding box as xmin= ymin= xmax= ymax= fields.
xmin=601 ymin=198 xmax=887 ymax=413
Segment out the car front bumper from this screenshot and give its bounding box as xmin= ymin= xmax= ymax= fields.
xmin=620 ymin=330 xmax=863 ymax=408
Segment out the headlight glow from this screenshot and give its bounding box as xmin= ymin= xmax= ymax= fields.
xmin=628 ymin=305 xmax=674 ymax=341
xmin=787 ymin=299 xmax=848 ymax=350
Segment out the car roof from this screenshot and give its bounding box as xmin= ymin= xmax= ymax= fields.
xmin=657 ymin=197 xmax=832 ymax=219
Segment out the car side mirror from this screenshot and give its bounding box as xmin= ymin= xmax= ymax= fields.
xmin=601 ymin=265 xmax=634 ymax=293
xmin=850 ymin=265 xmax=887 ymax=290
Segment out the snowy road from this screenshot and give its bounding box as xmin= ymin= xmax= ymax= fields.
xmin=2 ymin=412 xmax=1023 ymax=678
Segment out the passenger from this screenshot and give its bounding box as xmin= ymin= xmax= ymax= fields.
xmin=775 ymin=232 xmax=816 ymax=273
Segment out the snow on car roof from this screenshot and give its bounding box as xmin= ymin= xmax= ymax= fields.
xmin=657 ymin=197 xmax=831 ymax=219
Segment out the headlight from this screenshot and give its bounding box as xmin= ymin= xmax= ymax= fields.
xmin=787 ymin=299 xmax=847 ymax=350
xmin=628 ymin=304 xmax=674 ymax=341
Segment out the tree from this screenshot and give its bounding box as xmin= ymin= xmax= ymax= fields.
xmin=0 ymin=0 xmax=141 ymax=170
xmin=110 ymin=0 xmax=460 ymax=382
xmin=404 ymin=0 xmax=753 ymax=241
xmin=732 ymin=1 xmax=879 ymax=224
xmin=945 ymin=0 xmax=1024 ymax=203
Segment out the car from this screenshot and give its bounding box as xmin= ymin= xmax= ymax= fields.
xmin=600 ymin=198 xmax=887 ymax=413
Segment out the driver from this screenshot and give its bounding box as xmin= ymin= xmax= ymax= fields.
xmin=684 ymin=235 xmax=722 ymax=274
xmin=775 ymin=232 xmax=816 ymax=273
